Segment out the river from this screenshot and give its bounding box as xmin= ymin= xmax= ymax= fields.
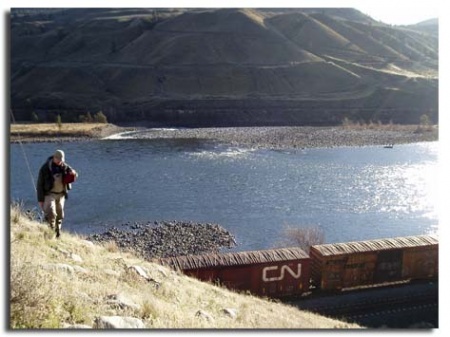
xmin=10 ymin=138 xmax=438 ymax=252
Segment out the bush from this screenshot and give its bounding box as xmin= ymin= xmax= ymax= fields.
xmin=11 ymin=200 xmax=43 ymax=224
xmin=93 ymin=111 xmax=108 ymax=123
xmin=415 ymin=114 xmax=433 ymax=133
xmin=341 ymin=117 xmax=353 ymax=128
xmin=55 ymin=114 xmax=62 ymax=131
xmin=277 ymin=225 xmax=325 ymax=253
xmin=420 ymin=114 xmax=431 ymax=127
xmin=79 ymin=112 xmax=93 ymax=123
xmin=31 ymin=111 xmax=39 ymax=123
xmin=10 ymin=254 xmax=60 ymax=328
xmin=11 ymin=202 xmax=23 ymax=225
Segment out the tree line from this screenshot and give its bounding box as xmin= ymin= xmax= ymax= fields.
xmin=30 ymin=111 xmax=108 ymax=124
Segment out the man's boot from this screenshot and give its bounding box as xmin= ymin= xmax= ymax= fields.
xmin=55 ymin=220 xmax=62 ymax=238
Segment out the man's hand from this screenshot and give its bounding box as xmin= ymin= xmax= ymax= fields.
xmin=70 ymin=169 xmax=78 ymax=179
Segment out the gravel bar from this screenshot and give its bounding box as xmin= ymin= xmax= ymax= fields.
xmin=11 ymin=125 xmax=437 ymax=149
xmin=88 ymin=220 xmax=237 ymax=259
xmin=119 ymin=126 xmax=438 ymax=149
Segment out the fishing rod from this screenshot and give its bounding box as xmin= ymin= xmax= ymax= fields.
xmin=10 ymin=109 xmax=43 ymax=222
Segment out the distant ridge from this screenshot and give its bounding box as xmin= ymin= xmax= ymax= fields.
xmin=413 ymin=18 xmax=438 ymax=26
xmin=11 ymin=8 xmax=438 ymax=127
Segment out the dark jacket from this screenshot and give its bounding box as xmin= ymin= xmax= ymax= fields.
xmin=37 ymin=156 xmax=75 ymax=202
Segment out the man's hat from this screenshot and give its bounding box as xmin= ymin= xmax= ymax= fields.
xmin=54 ymin=150 xmax=65 ymax=162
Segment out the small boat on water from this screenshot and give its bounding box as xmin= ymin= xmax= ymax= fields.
xmin=384 ymin=144 xmax=394 ymax=148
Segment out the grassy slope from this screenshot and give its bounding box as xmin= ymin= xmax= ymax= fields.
xmin=9 ymin=204 xmax=362 ymax=329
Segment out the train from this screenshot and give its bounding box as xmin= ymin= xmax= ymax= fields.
xmin=157 ymin=234 xmax=438 ymax=298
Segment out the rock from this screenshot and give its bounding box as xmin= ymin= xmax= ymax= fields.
xmin=42 ymin=263 xmax=75 ymax=275
xmin=71 ymin=253 xmax=83 ymax=262
xmin=222 ymin=308 xmax=238 ymax=319
xmin=80 ymin=240 xmax=95 ymax=248
xmin=56 ymin=247 xmax=70 ymax=256
xmin=153 ymin=264 xmax=169 ymax=278
xmin=129 ymin=265 xmax=150 ymax=280
xmin=41 ymin=263 xmax=88 ymax=275
xmin=88 ymin=221 xmax=236 ymax=259
xmin=54 ymin=248 xmax=83 ymax=262
xmin=195 ymin=310 xmax=214 ymax=322
xmin=94 ymin=316 xmax=146 ymax=329
xmin=105 ymin=293 xmax=140 ymax=311
xmin=128 ymin=265 xmax=161 ymax=286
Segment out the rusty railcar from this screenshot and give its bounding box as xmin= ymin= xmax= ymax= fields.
xmin=157 ymin=247 xmax=311 ymax=298
xmin=310 ymin=234 xmax=438 ymax=291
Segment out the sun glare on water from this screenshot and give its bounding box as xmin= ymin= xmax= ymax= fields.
xmin=364 ymin=159 xmax=439 ymax=235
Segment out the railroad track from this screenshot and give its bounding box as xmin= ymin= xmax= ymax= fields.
xmin=288 ymin=281 xmax=438 ymax=328
xmin=346 ymin=302 xmax=437 ymax=328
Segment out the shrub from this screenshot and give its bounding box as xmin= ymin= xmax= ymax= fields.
xmin=341 ymin=117 xmax=353 ymax=128
xmin=11 ymin=202 xmax=23 ymax=224
xmin=420 ymin=114 xmax=431 ymax=127
xmin=140 ymin=300 xmax=159 ymax=320
xmin=103 ymin=240 xmax=119 ymax=253
xmin=31 ymin=111 xmax=39 ymax=123
xmin=277 ymin=225 xmax=325 ymax=253
xmin=11 ymin=200 xmax=43 ymax=224
xmin=55 ymin=114 xmax=62 ymax=131
xmin=415 ymin=114 xmax=433 ymax=133
xmin=79 ymin=112 xmax=93 ymax=123
xmin=10 ymin=255 xmax=60 ymax=328
xmin=93 ymin=111 xmax=108 ymax=123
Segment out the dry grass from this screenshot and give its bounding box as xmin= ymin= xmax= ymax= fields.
xmin=10 ymin=123 xmax=107 ymax=136
xmin=9 ymin=203 xmax=362 ymax=329
xmin=342 ymin=118 xmax=398 ymax=131
xmin=341 ymin=118 xmax=438 ymax=133
xmin=9 ymin=123 xmax=126 ymax=142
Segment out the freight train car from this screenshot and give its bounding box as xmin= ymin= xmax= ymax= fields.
xmin=310 ymin=234 xmax=438 ymax=291
xmin=158 ymin=247 xmax=311 ymax=298
xmin=156 ymin=234 xmax=438 ymax=299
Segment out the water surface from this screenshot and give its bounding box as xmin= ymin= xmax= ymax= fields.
xmin=10 ymin=139 xmax=438 ymax=251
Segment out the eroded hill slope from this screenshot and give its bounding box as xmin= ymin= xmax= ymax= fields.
xmin=11 ymin=8 xmax=438 ymax=126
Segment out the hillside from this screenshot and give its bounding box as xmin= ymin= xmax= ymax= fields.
xmin=9 ymin=204 xmax=362 ymax=329
xmin=10 ymin=8 xmax=438 ymax=127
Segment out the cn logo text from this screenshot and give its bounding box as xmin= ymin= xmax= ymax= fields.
xmin=262 ymin=264 xmax=302 ymax=282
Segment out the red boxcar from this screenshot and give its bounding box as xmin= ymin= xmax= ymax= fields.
xmin=157 ymin=247 xmax=311 ymax=298
xmin=310 ymin=234 xmax=438 ymax=291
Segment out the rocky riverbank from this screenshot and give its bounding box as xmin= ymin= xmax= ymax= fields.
xmin=11 ymin=123 xmax=437 ymax=149
xmin=127 ymin=125 xmax=438 ymax=149
xmin=88 ymin=221 xmax=237 ymax=259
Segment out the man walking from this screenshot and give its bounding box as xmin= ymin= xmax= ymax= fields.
xmin=37 ymin=149 xmax=78 ymax=238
